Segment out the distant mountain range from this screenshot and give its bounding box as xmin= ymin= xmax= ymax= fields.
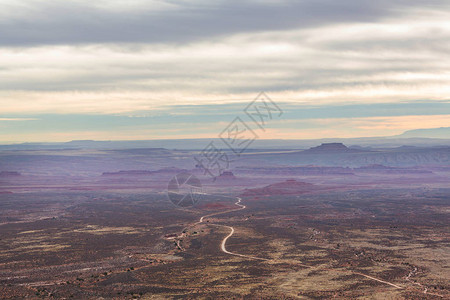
xmin=397 ymin=127 xmax=450 ymax=139
xmin=0 ymin=128 xmax=449 ymax=150
xmin=248 ymin=142 xmax=450 ymax=167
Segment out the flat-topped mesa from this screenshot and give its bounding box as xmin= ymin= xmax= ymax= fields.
xmin=306 ymin=143 xmax=349 ymax=152
xmin=303 ymin=143 xmax=361 ymax=154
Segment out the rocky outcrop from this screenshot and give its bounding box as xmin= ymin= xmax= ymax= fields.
xmin=302 ymin=143 xmax=362 ymax=154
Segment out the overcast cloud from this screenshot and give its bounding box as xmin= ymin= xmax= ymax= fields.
xmin=0 ymin=0 xmax=449 ymax=141
xmin=2 ymin=0 xmax=444 ymax=46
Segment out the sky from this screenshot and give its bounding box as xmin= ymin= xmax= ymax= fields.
xmin=0 ymin=0 xmax=449 ymax=143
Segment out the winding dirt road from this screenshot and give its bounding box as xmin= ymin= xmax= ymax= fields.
xmin=197 ymin=197 xmax=268 ymax=261
xmin=194 ymin=196 xmax=411 ymax=291
xmin=187 ymin=195 xmax=445 ymax=297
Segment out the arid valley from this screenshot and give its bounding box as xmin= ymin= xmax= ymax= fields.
xmin=0 ymin=141 xmax=449 ymax=299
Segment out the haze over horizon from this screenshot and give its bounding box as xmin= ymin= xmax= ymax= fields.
xmin=1 ymin=0 xmax=450 ymax=142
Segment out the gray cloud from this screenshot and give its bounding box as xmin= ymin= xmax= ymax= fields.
xmin=1 ymin=0 xmax=450 ymax=116
xmin=1 ymin=0 xmax=446 ymax=46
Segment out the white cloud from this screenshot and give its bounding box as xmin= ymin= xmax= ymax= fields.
xmin=0 ymin=1 xmax=449 ymax=115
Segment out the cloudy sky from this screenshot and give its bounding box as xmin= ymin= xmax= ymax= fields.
xmin=1 ymin=0 xmax=449 ymax=143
